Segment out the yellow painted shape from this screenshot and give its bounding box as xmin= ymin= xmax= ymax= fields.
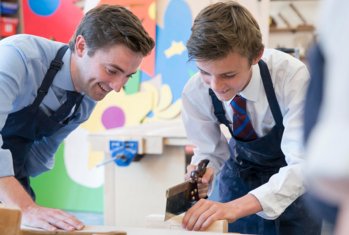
xmin=164 ymin=41 xmax=186 ymax=58
xmin=148 ymin=1 xmax=156 ymax=20
xmin=141 ymin=82 xmax=160 ymax=111
xmin=88 ymin=151 xmax=105 ymax=169
xmin=156 ymin=99 xmax=181 ymax=119
xmin=155 ymin=84 xmax=172 ymax=112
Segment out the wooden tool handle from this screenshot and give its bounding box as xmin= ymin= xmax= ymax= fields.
xmin=190 ymin=159 xmax=209 ymax=182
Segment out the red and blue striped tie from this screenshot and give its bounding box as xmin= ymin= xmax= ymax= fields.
xmin=230 ymin=95 xmax=258 ymax=141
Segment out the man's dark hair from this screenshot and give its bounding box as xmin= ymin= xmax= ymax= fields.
xmin=69 ymin=4 xmax=154 ymax=56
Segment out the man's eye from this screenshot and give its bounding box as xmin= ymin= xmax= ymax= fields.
xmin=106 ymin=68 xmax=117 ymax=75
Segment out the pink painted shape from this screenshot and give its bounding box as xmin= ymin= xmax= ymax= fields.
xmin=101 ymin=106 xmax=126 ymax=129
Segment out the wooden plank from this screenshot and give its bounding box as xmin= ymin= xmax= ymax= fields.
xmin=145 ymin=214 xmax=228 ymax=233
xmin=21 ymin=226 xmax=126 ymax=235
xmin=0 ymin=206 xmax=21 ymax=235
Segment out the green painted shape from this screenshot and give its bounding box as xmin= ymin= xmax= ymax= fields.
xmin=30 ymin=144 xmax=103 ymax=213
xmin=124 ymin=70 xmax=141 ymax=95
xmin=188 ymin=69 xmax=197 ymax=78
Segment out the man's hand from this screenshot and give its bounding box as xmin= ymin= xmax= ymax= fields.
xmin=0 ymin=176 xmax=84 ymax=231
xmin=22 ymin=204 xmax=84 ymax=231
xmin=185 ymin=164 xmax=214 ymax=198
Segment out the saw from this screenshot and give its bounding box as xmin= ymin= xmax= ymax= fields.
xmin=164 ymin=159 xmax=209 ymax=221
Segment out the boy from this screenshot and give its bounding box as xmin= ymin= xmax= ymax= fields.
xmin=181 ymin=1 xmax=320 ymax=234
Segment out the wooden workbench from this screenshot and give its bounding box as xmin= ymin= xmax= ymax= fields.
xmin=21 ymin=226 xmax=240 ymax=235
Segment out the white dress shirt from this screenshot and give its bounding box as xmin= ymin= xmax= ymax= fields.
xmin=182 ymin=48 xmax=310 ymax=219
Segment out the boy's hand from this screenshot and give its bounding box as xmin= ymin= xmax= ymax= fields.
xmin=185 ymin=164 xmax=214 ymax=198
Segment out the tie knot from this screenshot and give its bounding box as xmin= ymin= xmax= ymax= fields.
xmin=230 ymin=95 xmax=246 ymax=115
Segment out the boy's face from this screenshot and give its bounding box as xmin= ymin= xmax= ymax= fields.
xmin=197 ymin=51 xmax=258 ymax=101
xmin=72 ymin=36 xmax=143 ymax=101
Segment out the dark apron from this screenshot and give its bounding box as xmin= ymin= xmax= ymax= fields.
xmin=0 ymin=45 xmax=83 ymax=200
xmin=209 ymin=60 xmax=322 ymax=235
xmin=304 ymin=43 xmax=338 ymax=228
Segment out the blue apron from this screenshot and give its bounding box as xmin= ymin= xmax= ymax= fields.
xmin=209 ymin=60 xmax=322 ymax=235
xmin=0 ymin=45 xmax=83 ymax=200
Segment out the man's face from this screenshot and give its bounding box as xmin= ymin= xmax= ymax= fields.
xmin=197 ymin=51 xmax=257 ymax=101
xmin=72 ymin=36 xmax=143 ymax=101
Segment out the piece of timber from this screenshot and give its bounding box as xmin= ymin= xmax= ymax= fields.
xmin=21 ymin=226 xmax=126 ymax=235
xmin=145 ymin=214 xmax=228 ymax=233
xmin=0 ymin=205 xmax=21 ymax=235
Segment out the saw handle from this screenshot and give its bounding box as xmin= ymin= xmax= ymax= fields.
xmin=190 ymin=159 xmax=210 ymax=183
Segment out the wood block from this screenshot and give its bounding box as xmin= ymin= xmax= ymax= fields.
xmin=20 ymin=226 xmax=126 ymax=235
xmin=145 ymin=214 xmax=228 ymax=233
xmin=0 ymin=205 xmax=22 ymax=235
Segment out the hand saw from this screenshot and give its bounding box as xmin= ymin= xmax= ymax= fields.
xmin=164 ymin=159 xmax=210 ymax=221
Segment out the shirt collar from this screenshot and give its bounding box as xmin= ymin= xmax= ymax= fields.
xmin=52 ymin=48 xmax=76 ymax=91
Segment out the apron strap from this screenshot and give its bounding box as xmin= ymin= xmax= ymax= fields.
xmin=208 ymin=88 xmax=234 ymax=137
xmin=258 ymin=60 xmax=284 ymax=128
xmin=32 ymin=45 xmax=69 ymax=107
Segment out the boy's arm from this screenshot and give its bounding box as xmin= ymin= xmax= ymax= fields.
xmin=181 ymin=75 xmax=230 ymax=174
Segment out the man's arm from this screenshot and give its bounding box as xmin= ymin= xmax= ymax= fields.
xmin=0 ymin=176 xmax=84 ymax=231
xmin=0 ymin=42 xmax=84 ymax=231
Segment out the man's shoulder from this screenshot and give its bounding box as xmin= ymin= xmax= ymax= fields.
xmin=0 ymin=34 xmax=65 ymax=60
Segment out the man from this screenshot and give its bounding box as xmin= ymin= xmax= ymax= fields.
xmin=0 ymin=5 xmax=154 ymax=231
xmin=181 ymin=1 xmax=321 ymax=234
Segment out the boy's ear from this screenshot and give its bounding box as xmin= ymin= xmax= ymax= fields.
xmin=252 ymin=48 xmax=264 ymax=65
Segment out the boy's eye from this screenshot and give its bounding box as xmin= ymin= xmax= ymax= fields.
xmin=222 ymin=73 xmax=236 ymax=79
xmin=199 ymin=70 xmax=210 ymax=75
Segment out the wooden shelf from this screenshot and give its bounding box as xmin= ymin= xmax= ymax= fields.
xmin=271 ymin=0 xmax=318 ymax=2
xmin=270 ymin=25 xmax=315 ymax=33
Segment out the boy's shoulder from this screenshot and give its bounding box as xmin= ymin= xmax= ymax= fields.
xmin=263 ymin=48 xmax=305 ymax=65
xmin=262 ymin=48 xmax=307 ymax=72
xmin=183 ymin=72 xmax=209 ymax=94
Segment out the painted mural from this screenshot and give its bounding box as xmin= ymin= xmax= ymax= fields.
xmin=25 ymin=0 xmax=197 ymax=212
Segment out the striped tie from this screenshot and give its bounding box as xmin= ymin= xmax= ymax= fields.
xmin=230 ymin=95 xmax=257 ymax=141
